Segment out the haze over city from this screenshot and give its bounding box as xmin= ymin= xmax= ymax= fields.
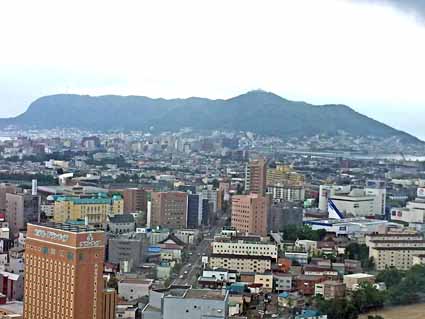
xmin=1 ymin=0 xmax=425 ymax=138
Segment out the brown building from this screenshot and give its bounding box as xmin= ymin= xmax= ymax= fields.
xmin=123 ymin=188 xmax=148 ymax=214
xmin=102 ymin=288 xmax=117 ymax=319
xmin=295 ymin=275 xmax=326 ymax=295
xmin=24 ymin=223 xmax=105 ymax=319
xmin=315 ymin=280 xmax=346 ymax=300
xmin=245 ymin=159 xmax=267 ymax=195
xmin=231 ymin=194 xmax=270 ymax=236
xmin=150 ymin=192 xmax=188 ymax=229
xmin=0 ymin=183 xmax=17 ymax=213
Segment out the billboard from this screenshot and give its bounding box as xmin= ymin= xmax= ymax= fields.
xmin=148 ymin=246 xmax=161 ymax=253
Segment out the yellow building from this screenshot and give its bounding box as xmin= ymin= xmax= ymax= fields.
xmin=53 ymin=194 xmax=123 ymax=224
xmin=267 ymin=164 xmax=304 ymax=187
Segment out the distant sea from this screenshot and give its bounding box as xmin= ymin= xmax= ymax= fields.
xmin=0 ymin=137 xmax=11 ymax=142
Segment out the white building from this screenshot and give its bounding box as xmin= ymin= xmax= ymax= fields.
xmin=267 ymin=185 xmax=305 ymax=202
xmin=211 ymin=239 xmax=278 ymax=260
xmin=391 ymin=189 xmax=425 ymax=224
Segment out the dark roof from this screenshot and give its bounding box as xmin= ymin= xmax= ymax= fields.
xmin=158 ymin=233 xmax=187 ymax=247
xmin=109 ymin=214 xmax=135 ymax=223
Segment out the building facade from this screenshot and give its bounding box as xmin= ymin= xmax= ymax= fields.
xmin=245 ymin=159 xmax=267 ymax=195
xmin=6 ymin=192 xmax=40 ymax=238
xmin=231 ymin=194 xmax=270 ymax=236
xmin=150 ymin=192 xmax=188 ymax=229
xmin=53 ymin=194 xmax=123 ymax=225
xmin=123 ymin=188 xmax=148 ymax=214
xmin=24 ymin=223 xmax=105 ymax=319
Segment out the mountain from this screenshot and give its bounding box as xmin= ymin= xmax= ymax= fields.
xmin=0 ymin=90 xmax=421 ymax=143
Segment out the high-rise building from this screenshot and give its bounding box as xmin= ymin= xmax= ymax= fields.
xmin=150 ymin=192 xmax=188 ymax=229
xmin=231 ymin=194 xmax=270 ymax=236
xmin=122 ymin=188 xmax=148 ymax=214
xmin=6 ymin=191 xmax=40 ymax=239
xmin=245 ymin=159 xmax=267 ymax=195
xmin=24 ymin=223 xmax=105 ymax=319
xmin=0 ymin=183 xmax=17 ymax=213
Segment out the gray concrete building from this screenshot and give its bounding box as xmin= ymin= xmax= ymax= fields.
xmin=108 ymin=232 xmax=148 ymax=272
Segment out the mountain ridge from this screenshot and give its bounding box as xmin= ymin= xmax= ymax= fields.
xmin=0 ymin=90 xmax=421 ymax=144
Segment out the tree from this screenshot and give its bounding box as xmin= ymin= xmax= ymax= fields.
xmin=376 ymin=267 xmax=403 ymax=289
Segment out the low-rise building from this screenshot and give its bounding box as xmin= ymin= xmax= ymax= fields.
xmin=343 ymin=273 xmax=375 ymax=290
xmin=211 ymin=237 xmax=277 ymax=261
xmin=314 ymin=280 xmax=346 ymax=300
xmin=118 ymin=279 xmax=153 ymax=301
xmin=209 ymin=254 xmax=272 ymax=273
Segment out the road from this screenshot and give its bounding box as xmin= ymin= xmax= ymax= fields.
xmin=172 ymin=215 xmax=229 ymax=286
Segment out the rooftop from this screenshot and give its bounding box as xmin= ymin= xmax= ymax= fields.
xmin=29 ymin=222 xmax=100 ymax=233
xmin=184 ymin=289 xmax=227 ymax=301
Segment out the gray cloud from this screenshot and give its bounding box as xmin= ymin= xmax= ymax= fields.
xmin=355 ymin=0 xmax=425 ymax=21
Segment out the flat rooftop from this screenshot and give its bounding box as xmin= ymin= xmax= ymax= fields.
xmin=184 ymin=289 xmax=227 ymax=301
xmin=29 ymin=222 xmax=101 ymax=233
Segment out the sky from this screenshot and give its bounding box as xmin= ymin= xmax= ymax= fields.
xmin=1 ymin=0 xmax=425 ymax=138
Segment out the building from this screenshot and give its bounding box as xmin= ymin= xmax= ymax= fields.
xmin=6 ymin=192 xmax=40 ymax=238
xmin=142 ymin=287 xmax=229 ymax=319
xmin=108 ymin=214 xmax=135 ymax=234
xmin=391 ymin=194 xmax=425 ymax=224
xmin=211 ymin=238 xmax=277 ymax=260
xmin=208 ymin=254 xmax=272 ymax=273
xmin=366 ymin=232 xmax=425 ymax=270
xmin=187 ymin=194 xmax=204 ymax=228
xmin=53 ymin=194 xmax=124 ymax=225
xmin=123 ymin=188 xmax=148 ymax=214
xmin=330 ymin=189 xmax=376 ymax=217
xmin=162 ymin=289 xmax=229 ymax=319
xmin=108 ymin=233 xmax=148 ymax=272
xmin=102 ymin=288 xmax=117 ymax=319
xmin=118 ymin=279 xmax=153 ymax=301
xmin=201 ymin=187 xmax=218 ymax=214
xmin=245 ymin=158 xmax=267 ymax=195
xmin=314 ymin=280 xmax=346 ymax=300
xmin=412 ymin=254 xmax=425 ymax=266
xmin=343 ymin=273 xmax=375 ymax=290
xmin=0 ymin=184 xmax=17 ymax=214
xmin=267 ymin=164 xmax=305 ymax=187
xmin=295 ymin=275 xmax=326 ymax=295
xmin=150 ymin=192 xmax=188 ymax=229
xmin=270 ymin=203 xmax=303 ymax=233
xmin=231 ymin=194 xmax=270 ymax=236
xmin=273 ymin=272 xmax=294 ymax=292
xmin=365 ymin=180 xmax=386 ymax=216
xmin=267 ymin=185 xmax=305 ymax=202
xmin=24 ymin=223 xmax=105 ymax=319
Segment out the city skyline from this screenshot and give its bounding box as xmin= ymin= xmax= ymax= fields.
xmin=2 ymin=1 xmax=425 ymax=138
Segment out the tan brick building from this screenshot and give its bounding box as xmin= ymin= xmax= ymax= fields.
xmin=150 ymin=192 xmax=188 ymax=229
xmin=231 ymin=194 xmax=270 ymax=236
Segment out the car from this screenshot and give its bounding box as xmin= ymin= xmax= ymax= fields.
xmin=179 ymin=275 xmax=184 ymax=279
xmin=188 ymin=263 xmax=192 ymax=267
xmin=184 ymin=271 xmax=188 ymax=274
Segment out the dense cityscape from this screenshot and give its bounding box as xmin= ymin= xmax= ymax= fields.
xmin=0 ymin=128 xmax=424 ymax=318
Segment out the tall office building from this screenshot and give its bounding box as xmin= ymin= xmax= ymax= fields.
xmin=24 ymin=223 xmax=105 ymax=319
xmin=231 ymin=194 xmax=270 ymax=236
xmin=150 ymin=192 xmax=188 ymax=229
xmin=122 ymin=188 xmax=148 ymax=214
xmin=245 ymin=158 xmax=267 ymax=195
xmin=6 ymin=191 xmax=40 ymax=239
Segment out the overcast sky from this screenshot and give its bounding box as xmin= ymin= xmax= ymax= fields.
xmin=1 ymin=0 xmax=425 ymax=138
